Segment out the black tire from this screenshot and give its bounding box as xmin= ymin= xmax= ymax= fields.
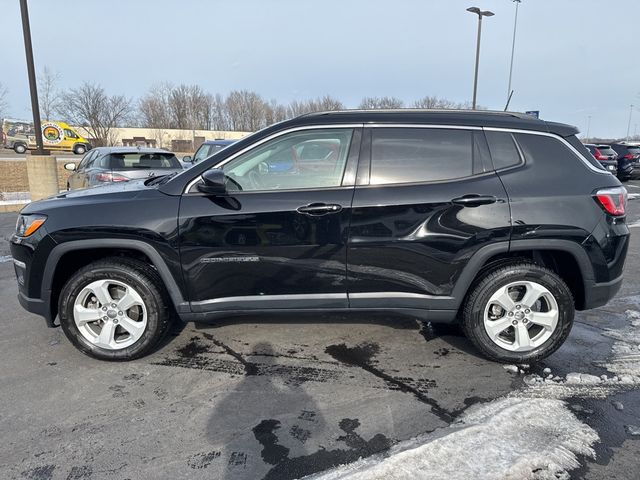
xmin=14 ymin=143 xmax=27 ymax=154
xmin=66 ymin=183 xmax=71 ymax=191
xmin=461 ymin=262 xmax=574 ymax=363
xmin=73 ymin=144 xmax=86 ymax=155
xmin=58 ymin=257 xmax=172 ymax=361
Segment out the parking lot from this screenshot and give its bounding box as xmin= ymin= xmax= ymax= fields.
xmin=0 ymin=182 xmax=638 ymax=480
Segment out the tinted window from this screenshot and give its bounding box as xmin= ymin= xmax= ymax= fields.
xmin=221 ymin=129 xmax=353 ymax=191
xmin=515 ymin=134 xmax=586 ymax=175
xmin=108 ymin=152 xmax=181 ymax=169
xmin=485 ymin=131 xmax=522 ymax=170
xmin=370 ymin=128 xmax=476 ymax=185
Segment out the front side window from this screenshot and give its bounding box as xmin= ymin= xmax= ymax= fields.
xmin=220 ymin=129 xmax=353 ymax=191
xmin=370 ymin=128 xmax=477 ymax=185
xmin=193 ymin=145 xmax=212 ymax=163
xmin=78 ymin=150 xmax=96 ymax=170
xmin=64 ymin=129 xmax=78 ymax=139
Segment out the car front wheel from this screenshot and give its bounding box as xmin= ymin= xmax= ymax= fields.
xmin=462 ymin=262 xmax=574 ymax=363
xmin=14 ymin=143 xmax=27 ymax=154
xmin=58 ymin=257 xmax=172 ymax=361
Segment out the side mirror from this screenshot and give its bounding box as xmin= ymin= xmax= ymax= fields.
xmin=182 ymin=155 xmax=192 ymax=163
xmin=197 ymin=168 xmax=227 ymax=196
xmin=64 ymin=162 xmax=77 ymax=171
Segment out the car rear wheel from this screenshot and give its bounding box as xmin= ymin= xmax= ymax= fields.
xmin=58 ymin=257 xmax=172 ymax=361
xmin=73 ymin=145 xmax=86 ymax=155
xmin=461 ymin=262 xmax=574 ymax=363
xmin=14 ymin=143 xmax=27 ymax=154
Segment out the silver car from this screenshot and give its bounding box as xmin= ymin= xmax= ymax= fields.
xmin=65 ymin=147 xmax=184 ymax=190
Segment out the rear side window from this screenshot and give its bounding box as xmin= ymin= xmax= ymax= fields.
xmin=515 ymin=134 xmax=591 ymax=175
xmin=485 ymin=131 xmax=522 ymax=170
xmin=370 ymin=128 xmax=481 ymax=185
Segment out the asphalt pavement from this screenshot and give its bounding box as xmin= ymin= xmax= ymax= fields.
xmin=0 ymin=182 xmax=639 ymax=480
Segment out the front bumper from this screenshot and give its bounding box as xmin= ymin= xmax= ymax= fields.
xmin=17 ymin=290 xmax=55 ymax=326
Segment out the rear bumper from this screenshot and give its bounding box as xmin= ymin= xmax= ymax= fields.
xmin=582 ymin=274 xmax=623 ymax=310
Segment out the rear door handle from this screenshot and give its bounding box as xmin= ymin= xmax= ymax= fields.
xmin=451 ymin=195 xmax=497 ymax=207
xmin=296 ymin=203 xmax=343 ymax=216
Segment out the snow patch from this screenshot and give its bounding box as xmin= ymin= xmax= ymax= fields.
xmin=306 ymin=398 xmax=597 ymax=480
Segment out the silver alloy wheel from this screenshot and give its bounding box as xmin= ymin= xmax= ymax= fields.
xmin=73 ymin=279 xmax=148 ymax=350
xmin=483 ymin=280 xmax=559 ymax=352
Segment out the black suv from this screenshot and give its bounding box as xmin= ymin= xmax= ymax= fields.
xmin=610 ymin=143 xmax=640 ymax=179
xmin=10 ymin=110 xmax=629 ymax=363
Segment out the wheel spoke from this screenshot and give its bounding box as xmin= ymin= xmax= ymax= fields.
xmin=485 ymin=317 xmax=513 ymax=340
xmin=117 ymin=290 xmax=142 ymax=312
xmin=520 ymin=283 xmax=547 ymax=309
xmin=528 ymin=310 xmax=557 ymax=330
xmin=73 ymin=305 xmax=102 ymax=325
xmin=492 ymin=287 xmax=516 ymax=311
xmin=88 ymin=280 xmax=113 ymax=307
xmin=513 ymin=323 xmax=532 ymax=351
xmin=118 ymin=316 xmax=145 ymax=340
xmin=95 ymin=321 xmax=117 ymax=348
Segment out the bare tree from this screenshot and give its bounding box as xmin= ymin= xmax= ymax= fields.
xmin=38 ymin=66 xmax=61 ymax=121
xmin=0 ymin=82 xmax=8 ymax=119
xmin=264 ymin=99 xmax=289 ymax=126
xmin=58 ymin=82 xmax=133 ymax=146
xmin=287 ymin=95 xmax=344 ymax=117
xmin=139 ymin=83 xmax=172 ymax=129
xmin=359 ymin=96 xmax=404 ymax=109
xmin=225 ymin=90 xmax=267 ymax=131
xmin=208 ymin=93 xmax=230 ymax=131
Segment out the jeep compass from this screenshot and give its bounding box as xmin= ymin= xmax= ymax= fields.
xmin=10 ymin=110 xmax=629 ymax=362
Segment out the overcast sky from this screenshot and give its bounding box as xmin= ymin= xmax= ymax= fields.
xmin=1 ymin=0 xmax=638 ymax=138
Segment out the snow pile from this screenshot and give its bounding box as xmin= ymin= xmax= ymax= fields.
xmin=602 ymin=309 xmax=640 ymax=382
xmin=306 ymin=398 xmax=597 ymax=480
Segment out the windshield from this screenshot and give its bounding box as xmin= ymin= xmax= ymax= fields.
xmin=108 ymin=152 xmax=181 ymax=169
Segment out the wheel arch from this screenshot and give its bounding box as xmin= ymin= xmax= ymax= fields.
xmin=453 ymin=240 xmax=593 ymax=314
xmin=43 ymin=240 xmax=188 ymax=326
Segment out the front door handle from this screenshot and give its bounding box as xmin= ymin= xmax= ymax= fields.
xmin=297 ymin=203 xmax=343 ymax=216
xmin=451 ymin=195 xmax=497 ymax=207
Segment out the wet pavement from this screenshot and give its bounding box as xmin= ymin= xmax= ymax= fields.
xmin=0 ymin=182 xmax=638 ymax=480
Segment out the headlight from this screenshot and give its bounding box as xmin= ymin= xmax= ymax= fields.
xmin=15 ymin=214 xmax=47 ymax=237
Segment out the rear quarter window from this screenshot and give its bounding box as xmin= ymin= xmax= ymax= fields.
xmin=515 ymin=134 xmax=602 ymax=174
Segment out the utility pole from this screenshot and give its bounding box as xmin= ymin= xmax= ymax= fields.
xmin=626 ymin=104 xmax=634 ymax=141
xmin=19 ymin=0 xmax=47 ymax=155
xmin=507 ymin=0 xmax=522 ymax=104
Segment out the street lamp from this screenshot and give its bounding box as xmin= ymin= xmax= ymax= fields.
xmin=467 ymin=7 xmax=495 ymax=110
xmin=507 ymin=0 xmax=522 ymax=104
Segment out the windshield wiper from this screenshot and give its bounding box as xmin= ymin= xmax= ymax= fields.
xmin=145 ymin=172 xmax=178 ymax=186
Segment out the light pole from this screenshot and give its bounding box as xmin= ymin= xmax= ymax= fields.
xmin=586 ymin=115 xmax=592 ymax=140
xmin=19 ymin=0 xmax=47 ymax=155
xmin=506 ymin=0 xmax=522 ymax=104
xmin=626 ymin=104 xmax=634 ymax=141
xmin=467 ymin=7 xmax=495 ymax=110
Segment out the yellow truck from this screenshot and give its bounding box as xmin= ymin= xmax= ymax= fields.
xmin=1 ymin=119 xmax=92 ymax=154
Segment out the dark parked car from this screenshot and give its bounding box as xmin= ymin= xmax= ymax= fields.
xmin=610 ymin=143 xmax=640 ymax=179
xmin=64 ymin=147 xmax=184 ymax=190
xmin=184 ymin=139 xmax=236 ymax=166
xmin=584 ymin=144 xmax=631 ymax=181
xmin=11 ymin=110 xmax=629 ymax=364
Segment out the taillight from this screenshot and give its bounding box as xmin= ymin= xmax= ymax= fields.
xmin=95 ymin=172 xmax=129 ymax=183
xmin=623 ymin=153 xmax=633 ymax=160
xmin=595 ymin=187 xmax=627 ymax=216
xmin=593 ymin=148 xmax=603 ymax=160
